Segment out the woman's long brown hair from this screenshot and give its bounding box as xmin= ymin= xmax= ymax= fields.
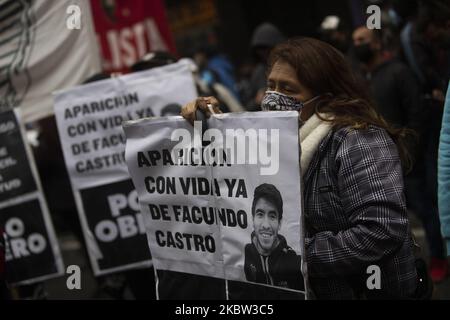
xmin=268 ymin=37 xmax=413 ymax=171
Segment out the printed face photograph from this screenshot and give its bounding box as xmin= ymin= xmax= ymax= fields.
xmin=253 ymin=197 xmax=281 ymax=255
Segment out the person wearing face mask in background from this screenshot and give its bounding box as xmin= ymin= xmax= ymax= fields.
xmin=181 ymin=37 xmax=431 ymax=299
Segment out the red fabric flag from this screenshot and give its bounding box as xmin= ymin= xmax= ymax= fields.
xmin=90 ymin=0 xmax=176 ymax=73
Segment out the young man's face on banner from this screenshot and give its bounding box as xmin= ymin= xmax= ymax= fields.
xmin=253 ymin=197 xmax=281 ymax=255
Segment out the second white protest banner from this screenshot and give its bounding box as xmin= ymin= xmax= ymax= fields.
xmin=53 ymin=61 xmax=197 ymax=275
xmin=124 ymin=111 xmax=306 ymax=294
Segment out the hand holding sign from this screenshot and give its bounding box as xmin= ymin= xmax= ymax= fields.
xmin=181 ymin=96 xmax=222 ymax=126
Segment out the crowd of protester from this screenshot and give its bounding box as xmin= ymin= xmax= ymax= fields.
xmin=1 ymin=0 xmax=449 ymax=300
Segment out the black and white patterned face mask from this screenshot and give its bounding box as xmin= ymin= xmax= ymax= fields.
xmin=261 ymin=91 xmax=303 ymax=111
xmin=261 ymin=91 xmax=321 ymax=113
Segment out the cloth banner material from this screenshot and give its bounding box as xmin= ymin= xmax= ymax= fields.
xmin=0 ymin=109 xmax=64 ymax=284
xmin=53 ymin=61 xmax=197 ymax=275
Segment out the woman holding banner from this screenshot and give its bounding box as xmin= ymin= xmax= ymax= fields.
xmin=181 ymin=37 xmax=424 ymax=299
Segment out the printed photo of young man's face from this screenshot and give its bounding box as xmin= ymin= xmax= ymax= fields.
xmin=253 ymin=197 xmax=281 ymax=255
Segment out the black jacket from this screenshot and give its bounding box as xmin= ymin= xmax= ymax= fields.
xmin=244 ymin=232 xmax=304 ymax=291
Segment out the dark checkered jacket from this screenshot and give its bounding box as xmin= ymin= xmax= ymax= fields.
xmin=304 ymin=126 xmax=418 ymax=299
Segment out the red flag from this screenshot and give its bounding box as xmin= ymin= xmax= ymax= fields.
xmin=90 ymin=0 xmax=176 ymax=73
